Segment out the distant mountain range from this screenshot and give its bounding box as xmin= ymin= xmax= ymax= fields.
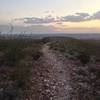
xmin=0 ymin=33 xmax=100 ymax=40
xmin=33 ymin=33 xmax=100 ymax=40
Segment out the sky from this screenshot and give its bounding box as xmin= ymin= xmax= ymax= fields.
xmin=0 ymin=0 xmax=100 ymax=33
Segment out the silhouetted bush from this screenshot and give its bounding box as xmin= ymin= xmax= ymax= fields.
xmin=77 ymin=52 xmax=90 ymax=65
xmin=32 ymin=51 xmax=42 ymax=60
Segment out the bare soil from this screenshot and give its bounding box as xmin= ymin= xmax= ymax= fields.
xmin=31 ymin=44 xmax=77 ymax=100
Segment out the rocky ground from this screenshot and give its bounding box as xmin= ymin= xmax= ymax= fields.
xmin=30 ymin=44 xmax=79 ymax=100
xmin=0 ymin=43 xmax=99 ymax=100
xmin=30 ymin=44 xmax=100 ymax=100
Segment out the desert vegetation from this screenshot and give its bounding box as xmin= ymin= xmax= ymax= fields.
xmin=0 ymin=38 xmax=43 ymax=99
xmin=49 ymin=38 xmax=100 ymax=100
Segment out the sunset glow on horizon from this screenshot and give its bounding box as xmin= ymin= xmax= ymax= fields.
xmin=0 ymin=0 xmax=100 ymax=33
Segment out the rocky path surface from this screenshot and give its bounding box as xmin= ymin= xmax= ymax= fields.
xmin=31 ymin=44 xmax=100 ymax=100
xmin=39 ymin=44 xmax=73 ymax=100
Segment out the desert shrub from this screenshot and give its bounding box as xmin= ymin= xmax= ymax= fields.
xmin=32 ymin=51 xmax=42 ymax=60
xmin=0 ymin=38 xmax=43 ymax=99
xmin=0 ymin=39 xmax=43 ymax=67
xmin=77 ymin=51 xmax=90 ymax=65
xmin=22 ymin=46 xmax=43 ymax=61
xmin=0 ymin=51 xmax=5 ymax=65
xmin=0 ymin=87 xmax=22 ymax=100
xmin=49 ymin=39 xmax=100 ymax=63
xmin=11 ymin=66 xmax=32 ymax=89
xmin=4 ymin=48 xmax=23 ymax=66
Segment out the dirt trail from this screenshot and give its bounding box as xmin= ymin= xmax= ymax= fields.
xmin=41 ymin=44 xmax=73 ymax=100
xmin=31 ymin=43 xmax=98 ymax=100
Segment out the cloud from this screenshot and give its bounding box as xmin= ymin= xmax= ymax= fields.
xmin=60 ymin=11 xmax=100 ymax=22
xmin=61 ymin=13 xmax=90 ymax=22
xmin=43 ymin=10 xmax=54 ymax=14
xmin=15 ymin=11 xmax=100 ymax=25
xmin=91 ymin=11 xmax=100 ymax=20
xmin=17 ymin=16 xmax=56 ymax=25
